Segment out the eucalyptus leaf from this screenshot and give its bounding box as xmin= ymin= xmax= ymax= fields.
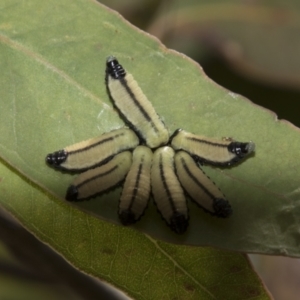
xmin=1 ymin=0 xmax=300 ymax=254
xmin=0 ymin=158 xmax=269 ymax=299
xmin=0 ymin=0 xmax=297 ymax=298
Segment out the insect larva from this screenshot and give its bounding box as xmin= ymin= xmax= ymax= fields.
xmin=46 ymin=128 xmax=139 ymax=172
xmin=151 ymin=146 xmax=188 ymax=234
xmin=105 ymin=56 xmax=169 ymax=149
xmin=65 ymin=151 xmax=132 ymax=201
xmin=171 ymin=129 xmax=255 ymax=166
xmin=175 ymin=151 xmax=232 ymax=217
xmin=119 ymin=146 xmax=153 ymax=225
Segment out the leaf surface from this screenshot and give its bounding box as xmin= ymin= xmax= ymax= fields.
xmin=0 ymin=158 xmax=269 ymax=299
xmin=0 ymin=0 xmax=296 ymax=298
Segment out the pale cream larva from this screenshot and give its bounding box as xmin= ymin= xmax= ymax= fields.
xmin=151 ymin=146 xmax=188 ymax=234
xmin=174 ymin=151 xmax=232 ymax=217
xmin=171 ymin=129 xmax=255 ymax=166
xmin=119 ymin=146 xmax=153 ymax=225
xmin=105 ymin=56 xmax=169 ymax=149
xmin=65 ymin=151 xmax=132 ymax=201
xmin=46 ymin=128 xmax=139 ymax=172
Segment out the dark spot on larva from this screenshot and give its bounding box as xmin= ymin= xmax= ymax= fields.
xmin=46 ymin=149 xmax=67 ymax=166
xmin=119 ymin=210 xmax=136 ymax=225
xmin=213 ymin=198 xmax=232 ymax=218
xmin=228 ymin=142 xmax=255 ymax=158
xmin=170 ymin=212 xmax=188 ymax=234
xmin=105 ymin=56 xmax=126 ymax=79
xmin=65 ymin=185 xmax=78 ymax=201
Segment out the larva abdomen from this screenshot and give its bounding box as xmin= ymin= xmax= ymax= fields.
xmin=171 ymin=129 xmax=255 ymax=166
xmin=66 ymin=151 xmax=132 ymax=201
xmin=175 ymin=151 xmax=232 ymax=217
xmin=151 ymin=146 xmax=188 ymax=234
xmin=106 ymin=56 xmax=169 ymax=149
xmin=119 ymin=146 xmax=153 ymax=225
xmin=46 ymin=128 xmax=139 ymax=172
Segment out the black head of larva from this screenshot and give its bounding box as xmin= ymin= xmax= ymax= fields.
xmin=213 ymin=198 xmax=232 ymax=218
xmin=45 ymin=150 xmax=67 ymax=166
xmin=119 ymin=210 xmax=136 ymax=226
xmin=65 ymin=185 xmax=79 ymax=201
xmin=228 ymin=141 xmax=255 ymax=158
xmin=170 ymin=212 xmax=188 ymax=234
xmin=106 ymin=56 xmax=126 ymax=80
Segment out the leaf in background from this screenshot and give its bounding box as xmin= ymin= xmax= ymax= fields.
xmin=147 ymin=0 xmax=300 ymax=90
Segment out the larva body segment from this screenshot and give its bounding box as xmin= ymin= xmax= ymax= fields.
xmin=65 ymin=151 xmax=132 ymax=201
xmin=151 ymin=146 xmax=188 ymax=234
xmin=175 ymin=151 xmax=232 ymax=217
xmin=119 ymin=146 xmax=153 ymax=225
xmin=105 ymin=56 xmax=169 ymax=149
xmin=171 ymin=129 xmax=255 ymax=166
xmin=46 ymin=128 xmax=139 ymax=172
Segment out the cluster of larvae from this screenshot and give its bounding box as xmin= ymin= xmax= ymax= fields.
xmin=46 ymin=57 xmax=255 ymax=234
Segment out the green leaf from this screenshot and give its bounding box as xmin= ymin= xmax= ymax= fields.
xmin=1 ymin=0 xmax=300 ymax=254
xmin=0 ymin=159 xmax=268 ymax=299
xmin=0 ymin=0 xmax=296 ymax=298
